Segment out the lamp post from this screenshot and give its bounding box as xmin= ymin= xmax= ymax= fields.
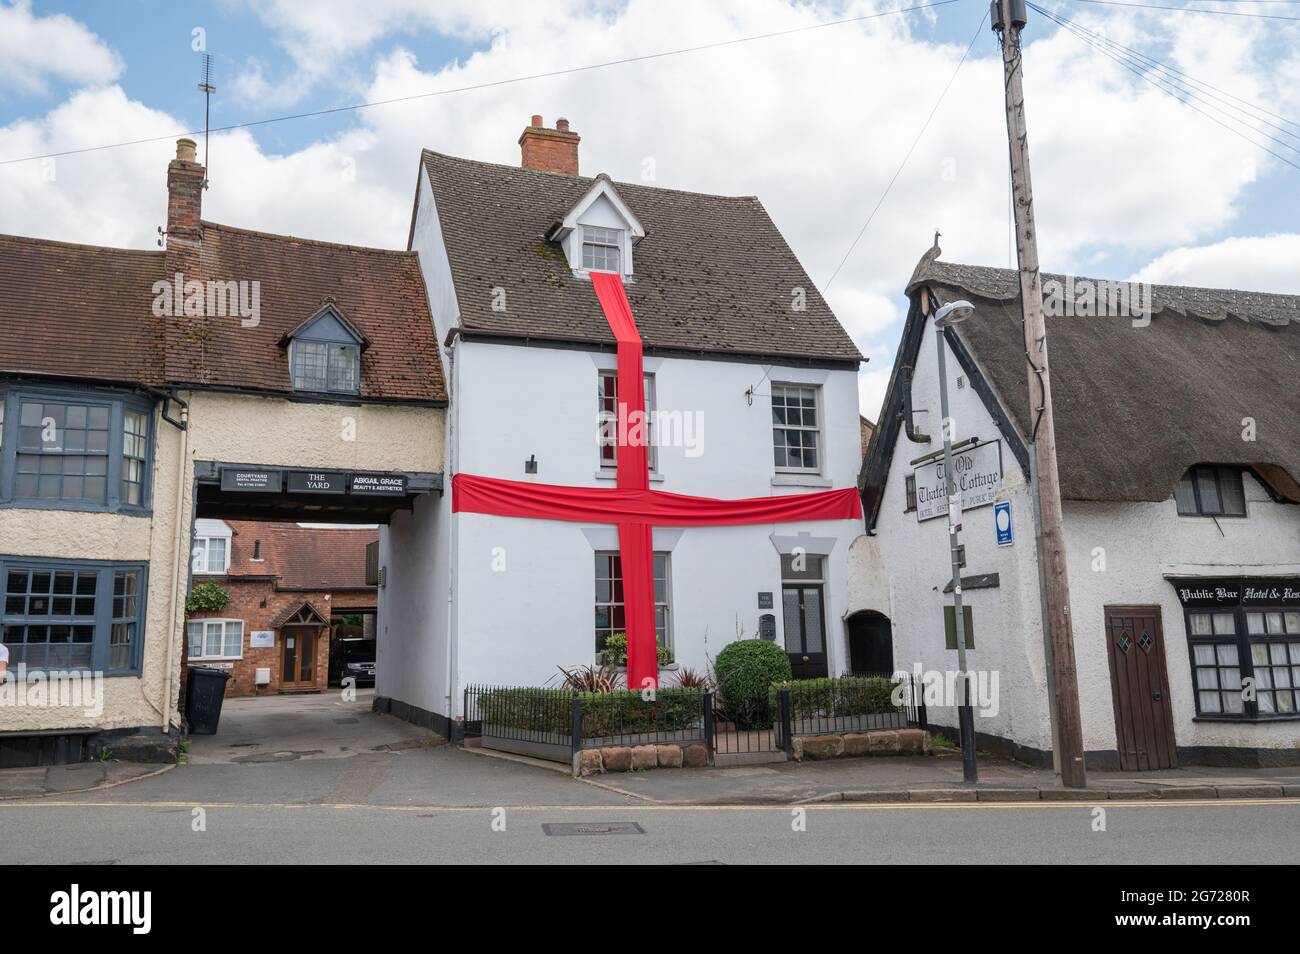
xmin=933 ymin=299 xmax=978 ymax=784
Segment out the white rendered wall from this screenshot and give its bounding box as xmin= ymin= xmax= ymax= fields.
xmin=852 ymin=318 xmax=1053 ymax=753
xmin=856 ymin=316 xmax=1300 ymax=759
xmin=450 ymin=338 xmax=865 ymax=693
xmin=1063 ymin=481 xmax=1300 ymax=755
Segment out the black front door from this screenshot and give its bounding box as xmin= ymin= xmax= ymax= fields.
xmin=782 ymin=583 xmax=828 ymax=679
xmin=848 ymin=611 xmax=894 ymax=674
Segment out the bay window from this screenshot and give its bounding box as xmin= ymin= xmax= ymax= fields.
xmin=0 ymin=387 xmax=154 ymax=513
xmin=1 ymin=557 xmax=147 ymax=674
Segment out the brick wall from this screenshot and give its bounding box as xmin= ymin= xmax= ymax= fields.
xmin=185 ymin=578 xmax=332 ymax=698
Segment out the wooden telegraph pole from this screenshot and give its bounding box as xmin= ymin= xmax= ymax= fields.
xmin=994 ymin=0 xmax=1087 ymax=787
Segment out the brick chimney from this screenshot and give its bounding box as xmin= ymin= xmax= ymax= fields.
xmin=518 ymin=115 xmax=580 ymax=175
xmin=166 ymin=138 xmax=205 ymax=277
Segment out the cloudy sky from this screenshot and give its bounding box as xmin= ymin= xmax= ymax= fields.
xmin=1 ymin=0 xmax=1297 ymax=419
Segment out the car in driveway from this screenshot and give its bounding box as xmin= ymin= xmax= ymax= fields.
xmin=340 ymin=638 xmax=376 ymax=687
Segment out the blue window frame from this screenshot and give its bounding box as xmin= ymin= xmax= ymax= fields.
xmin=1 ymin=556 xmax=148 ymax=675
xmin=288 ymin=307 xmax=362 ymax=395
xmin=0 ymin=385 xmax=154 ymax=514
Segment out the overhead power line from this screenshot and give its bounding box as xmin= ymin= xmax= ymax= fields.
xmin=1030 ymin=1 xmax=1300 ymax=170
xmin=824 ymin=7 xmax=990 ymax=289
xmin=0 ymin=1 xmax=958 ymax=167
xmin=1070 ymin=0 xmax=1300 ymax=19
xmin=1041 ymin=6 xmax=1300 ymax=140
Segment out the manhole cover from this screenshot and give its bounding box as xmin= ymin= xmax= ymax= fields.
xmin=542 ymin=822 xmax=645 ymax=836
xmin=333 ymin=718 xmax=360 ymax=725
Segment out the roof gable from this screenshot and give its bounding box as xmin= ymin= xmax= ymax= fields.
xmin=553 ymin=177 xmax=645 ymax=240
xmin=279 ymin=301 xmax=368 ymax=350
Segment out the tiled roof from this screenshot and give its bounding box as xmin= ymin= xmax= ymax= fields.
xmin=0 ymin=226 xmax=446 ymax=403
xmin=420 ymin=150 xmax=863 ymax=364
xmin=227 ymin=521 xmax=376 ymax=590
xmin=0 ymin=234 xmax=165 ymax=386
xmin=909 ymin=258 xmax=1300 ymax=501
xmin=165 ymin=223 xmax=445 ymax=402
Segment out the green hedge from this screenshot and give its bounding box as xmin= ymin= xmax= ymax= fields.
xmin=769 ymin=675 xmax=902 ymax=720
xmin=714 ymin=639 xmax=792 ymax=728
xmin=475 ymin=687 xmax=704 ymax=739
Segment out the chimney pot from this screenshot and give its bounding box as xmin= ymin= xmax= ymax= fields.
xmin=555 ymin=117 xmax=569 ymax=131
xmin=176 ymin=138 xmax=198 ymax=163
xmin=531 ymin=114 xmax=543 ymax=128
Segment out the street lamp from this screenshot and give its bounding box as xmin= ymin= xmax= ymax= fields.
xmin=933 ymin=298 xmax=978 ymax=784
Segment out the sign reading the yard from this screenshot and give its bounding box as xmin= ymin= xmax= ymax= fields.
xmin=349 ymin=473 xmax=408 ymax=496
xmin=220 ymin=468 xmax=282 ymax=493
xmin=287 ymin=471 xmax=347 ymax=495
xmin=914 ymin=440 xmax=1003 ymax=523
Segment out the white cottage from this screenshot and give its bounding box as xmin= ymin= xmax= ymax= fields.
xmin=852 ymin=247 xmax=1300 ymax=769
xmin=376 ymin=118 xmax=865 ymax=733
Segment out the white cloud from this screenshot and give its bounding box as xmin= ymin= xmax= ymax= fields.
xmin=1131 ymin=234 xmax=1300 ymax=294
xmin=1 ymin=0 xmax=1296 ymax=420
xmin=0 ymin=0 xmax=122 ymax=95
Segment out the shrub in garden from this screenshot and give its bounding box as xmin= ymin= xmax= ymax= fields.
xmin=714 ymin=639 xmax=791 ymax=728
xmin=598 ymin=632 xmax=674 ymax=667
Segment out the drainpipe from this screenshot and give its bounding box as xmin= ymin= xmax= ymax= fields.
xmin=161 ymin=397 xmax=192 ymax=732
xmin=900 ymin=365 xmax=931 ymax=445
xmin=445 ymin=336 xmax=460 ymax=724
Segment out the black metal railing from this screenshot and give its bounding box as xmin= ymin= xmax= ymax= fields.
xmin=774 ymin=672 xmax=923 ymax=742
xmin=464 ymin=684 xmax=707 ymax=763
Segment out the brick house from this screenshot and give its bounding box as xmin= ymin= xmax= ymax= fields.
xmin=184 ymin=521 xmax=378 ymax=697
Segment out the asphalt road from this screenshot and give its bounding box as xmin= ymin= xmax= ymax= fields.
xmin=3 ymin=795 xmax=1298 ymax=864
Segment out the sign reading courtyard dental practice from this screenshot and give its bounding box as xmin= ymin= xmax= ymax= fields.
xmin=914 ymin=440 xmax=1003 ymax=523
xmin=220 ymin=467 xmax=407 ymax=497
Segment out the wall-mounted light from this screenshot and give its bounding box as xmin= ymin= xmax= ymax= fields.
xmin=524 ymin=454 xmax=538 ymax=474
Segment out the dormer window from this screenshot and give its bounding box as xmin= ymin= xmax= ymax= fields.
xmin=280 ymin=302 xmax=367 ymax=397
xmin=582 ymin=227 xmax=622 ymax=273
xmin=1174 ymin=464 xmax=1246 ymax=517
xmin=551 ymin=177 xmax=645 ymax=278
xmin=293 ymin=340 xmax=359 ymax=393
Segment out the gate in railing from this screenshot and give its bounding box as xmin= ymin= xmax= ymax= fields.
xmin=710 ymin=672 xmax=926 ymax=765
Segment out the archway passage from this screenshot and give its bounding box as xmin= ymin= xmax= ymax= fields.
xmin=847 ymin=610 xmax=894 ymax=675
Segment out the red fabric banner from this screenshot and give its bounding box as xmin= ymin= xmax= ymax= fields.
xmin=590 ymin=273 xmax=655 ymax=689
xmin=452 ymin=472 xmax=864 ymax=526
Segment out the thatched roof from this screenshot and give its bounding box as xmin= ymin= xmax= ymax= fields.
xmin=906 ymin=257 xmax=1300 ymax=503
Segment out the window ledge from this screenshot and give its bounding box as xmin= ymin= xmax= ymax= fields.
xmin=1192 ymin=715 xmax=1300 ymax=724
xmin=595 ymin=470 xmax=664 ymax=483
xmin=0 ymin=671 xmax=141 ymax=683
xmin=771 ymin=473 xmax=831 ymax=489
